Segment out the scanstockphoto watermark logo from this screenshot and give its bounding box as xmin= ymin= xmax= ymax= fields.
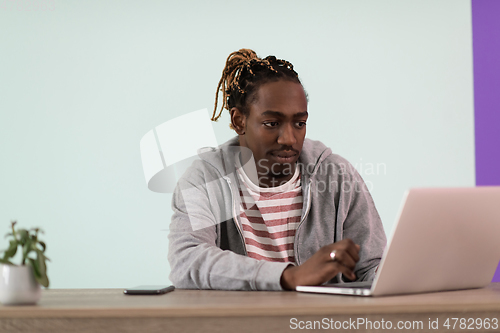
xmin=0 ymin=0 xmax=55 ymax=11
xmin=290 ymin=317 xmax=424 ymax=330
xmin=177 ymin=154 xmax=387 ymax=231
xmin=289 ymin=317 xmax=499 ymax=331
xmin=255 ymin=158 xmax=387 ymax=193
xmin=140 ymin=109 xmax=389 ymax=231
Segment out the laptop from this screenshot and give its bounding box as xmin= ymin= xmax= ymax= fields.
xmin=296 ymin=187 xmax=500 ymax=296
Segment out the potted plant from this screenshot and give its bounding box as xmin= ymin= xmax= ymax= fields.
xmin=0 ymin=221 xmax=50 ymax=305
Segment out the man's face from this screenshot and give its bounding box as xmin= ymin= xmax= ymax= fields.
xmin=236 ymin=80 xmax=308 ymax=187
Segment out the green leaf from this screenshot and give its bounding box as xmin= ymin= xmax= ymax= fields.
xmin=36 ymin=250 xmax=49 ymax=288
xmin=29 ymin=256 xmax=48 ymax=287
xmin=38 ymin=241 xmax=46 ymax=252
xmin=11 ymin=221 xmax=18 ymax=240
xmin=18 ymin=229 xmax=29 ymax=245
xmin=3 ymin=240 xmax=18 ymax=259
xmin=0 ymin=258 xmax=15 ymax=265
xmin=36 ymin=249 xmax=46 ymax=276
xmin=22 ymin=238 xmax=32 ymax=265
xmin=28 ymin=258 xmax=41 ymax=278
xmin=37 ymin=273 xmax=49 ymax=288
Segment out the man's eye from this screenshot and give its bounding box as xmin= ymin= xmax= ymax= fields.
xmin=264 ymin=122 xmax=279 ymax=127
xmin=296 ymin=121 xmax=307 ymax=128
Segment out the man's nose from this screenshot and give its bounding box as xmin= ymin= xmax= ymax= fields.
xmin=277 ymin=123 xmax=297 ymax=146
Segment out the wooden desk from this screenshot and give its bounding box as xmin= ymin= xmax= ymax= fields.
xmin=1 ymin=283 xmax=499 ymax=333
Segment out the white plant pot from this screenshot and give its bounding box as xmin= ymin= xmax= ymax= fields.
xmin=0 ymin=264 xmax=42 ymax=305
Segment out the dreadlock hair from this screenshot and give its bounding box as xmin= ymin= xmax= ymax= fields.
xmin=211 ymin=49 xmax=302 ymax=127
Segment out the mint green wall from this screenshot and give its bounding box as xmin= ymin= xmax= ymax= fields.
xmin=0 ymin=0 xmax=474 ymax=288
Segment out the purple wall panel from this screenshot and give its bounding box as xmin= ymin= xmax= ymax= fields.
xmin=472 ymin=0 xmax=500 ymax=283
xmin=494 ymin=262 xmax=500 ymax=283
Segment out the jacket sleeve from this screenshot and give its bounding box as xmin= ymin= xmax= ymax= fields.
xmin=167 ymin=164 xmax=290 ymax=290
xmin=336 ymin=160 xmax=387 ymax=282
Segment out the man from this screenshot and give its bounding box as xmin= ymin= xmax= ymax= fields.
xmin=168 ymin=49 xmax=386 ymax=290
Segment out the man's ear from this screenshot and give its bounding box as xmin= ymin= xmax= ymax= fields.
xmin=230 ymin=107 xmax=246 ymax=135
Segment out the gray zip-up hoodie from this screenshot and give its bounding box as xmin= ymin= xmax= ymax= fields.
xmin=168 ymin=137 xmax=386 ymax=290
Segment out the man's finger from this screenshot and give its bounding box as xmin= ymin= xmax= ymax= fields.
xmin=345 ymin=244 xmax=360 ymax=263
xmin=335 ymin=239 xmax=360 ymax=263
xmin=337 ymin=264 xmax=356 ymax=280
xmin=329 ymin=250 xmax=356 ymax=270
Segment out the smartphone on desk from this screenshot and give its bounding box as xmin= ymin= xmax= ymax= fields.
xmin=123 ymin=285 xmax=175 ymax=295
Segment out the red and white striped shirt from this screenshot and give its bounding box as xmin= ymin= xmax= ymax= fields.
xmin=236 ymin=165 xmax=303 ymax=263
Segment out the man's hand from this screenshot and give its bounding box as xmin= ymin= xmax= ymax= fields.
xmin=280 ymin=239 xmax=360 ymax=290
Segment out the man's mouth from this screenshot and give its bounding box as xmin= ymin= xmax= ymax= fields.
xmin=271 ymin=151 xmax=298 ymax=163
